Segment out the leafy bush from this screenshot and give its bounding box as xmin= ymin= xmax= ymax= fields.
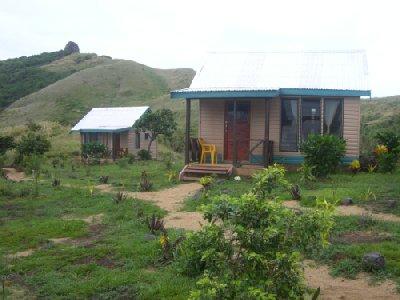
xmin=199 ymin=176 xmax=214 ymax=189
xmin=137 ymin=149 xmax=152 ymax=161
xmin=178 ymin=193 xmax=334 ymax=299
xmin=374 ymin=132 xmax=400 ymax=173
xmin=252 ymin=164 xmax=289 ymax=199
xmin=16 ymin=132 xmax=51 ymax=161
xmin=0 ymin=135 xmax=15 ymax=155
xmin=81 ymin=142 xmax=108 ymax=159
xmin=300 ymin=134 xmax=346 ymax=177
xmin=297 ymin=163 xmax=316 ymax=187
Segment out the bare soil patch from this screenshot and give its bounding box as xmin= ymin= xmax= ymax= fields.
xmin=62 ymin=213 xmax=104 ymax=225
xmin=6 ymin=249 xmax=35 ymax=259
xmin=2 ymin=168 xmax=27 ymax=182
xmin=74 ymin=255 xmax=116 ymax=269
xmin=283 ymin=200 xmax=400 ymax=222
xmin=304 ymin=260 xmax=399 ymax=299
xmin=164 ymin=212 xmax=206 ymax=231
xmin=332 ymin=231 xmax=392 ymax=244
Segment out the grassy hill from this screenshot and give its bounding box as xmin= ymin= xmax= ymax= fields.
xmin=361 ymin=96 xmax=400 ymax=153
xmin=0 ymin=53 xmax=195 ymax=127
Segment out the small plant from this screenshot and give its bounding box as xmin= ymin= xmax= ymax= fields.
xmin=252 ymin=164 xmax=289 ymax=199
xmin=298 ymin=163 xmax=316 ymax=187
xmin=138 ymin=171 xmax=153 ymax=192
xmin=146 ymin=214 xmax=165 ymax=234
xmin=349 ymin=159 xmax=361 ymax=174
xmin=358 ymin=213 xmax=377 ymax=228
xmin=113 ymin=191 xmax=126 ymax=204
xmin=81 ymin=142 xmax=108 ymax=164
xmin=159 ymin=231 xmax=185 ymax=262
xmin=137 ymin=149 xmax=152 ymax=161
xmin=300 ymin=134 xmax=346 ymax=177
xmin=367 ymin=164 xmax=377 ymax=173
xmin=87 ymin=183 xmax=95 ymax=197
xmin=126 ymin=153 xmax=136 ymax=164
xmin=52 ymin=178 xmax=61 ymax=188
xmin=23 ymin=154 xmax=44 ymax=196
xmin=360 ymin=187 xmax=376 ymax=202
xmin=199 ymin=176 xmax=214 ymax=189
xmin=290 ymin=184 xmax=301 ymax=200
xmin=374 ymin=144 xmax=388 ymax=155
xmin=99 ymin=175 xmax=109 ymax=184
xmin=117 ymin=157 xmax=129 ymax=168
xmin=166 ymin=170 xmax=178 ymax=183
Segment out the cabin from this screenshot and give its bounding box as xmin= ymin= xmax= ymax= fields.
xmin=171 ymin=51 xmax=371 ymax=178
xmin=71 ymin=106 xmax=156 ymax=159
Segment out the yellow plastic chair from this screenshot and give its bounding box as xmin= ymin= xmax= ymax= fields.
xmin=199 ymin=138 xmax=217 ymax=164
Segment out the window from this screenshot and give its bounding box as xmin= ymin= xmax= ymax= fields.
xmin=324 ymin=98 xmax=343 ymax=136
xmin=280 ymin=99 xmax=298 ymax=151
xmin=135 ymin=132 xmax=141 ymax=149
xmin=301 ymin=98 xmax=321 ymax=141
xmin=144 ymin=132 xmax=150 ymax=140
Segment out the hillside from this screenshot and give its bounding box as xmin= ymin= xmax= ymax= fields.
xmin=361 ymin=96 xmax=400 ymax=153
xmin=0 ymin=53 xmax=195 ymax=127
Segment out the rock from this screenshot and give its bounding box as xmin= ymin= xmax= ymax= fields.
xmin=362 ymin=252 xmax=385 ymax=270
xmin=143 ymin=234 xmax=156 ymax=241
xmin=387 ymin=200 xmax=397 ymax=209
xmin=341 ymin=197 xmax=353 ymax=206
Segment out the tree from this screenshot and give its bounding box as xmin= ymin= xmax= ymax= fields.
xmin=64 ymin=41 xmax=80 ymax=55
xmin=133 ymin=109 xmax=177 ymax=152
xmin=0 ymin=135 xmax=15 ymax=155
xmin=16 ymin=132 xmax=51 ymax=161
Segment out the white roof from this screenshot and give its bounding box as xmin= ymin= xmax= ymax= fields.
xmin=71 ymin=106 xmax=149 ymax=131
xmin=183 ymin=51 xmax=369 ymax=92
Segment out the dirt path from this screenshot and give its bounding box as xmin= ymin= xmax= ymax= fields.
xmin=304 ymin=261 xmax=399 ymax=299
xmin=283 ymin=200 xmax=400 ymax=223
xmin=2 ymin=167 xmax=27 ymax=182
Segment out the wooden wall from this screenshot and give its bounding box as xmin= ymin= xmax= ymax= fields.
xmin=127 ymin=130 xmax=157 ymax=158
xmin=198 ymin=96 xmax=361 ymax=162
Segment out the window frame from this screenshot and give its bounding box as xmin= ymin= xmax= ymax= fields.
xmin=322 ymin=97 xmax=344 ymax=137
xmin=279 ymin=97 xmax=300 ymax=152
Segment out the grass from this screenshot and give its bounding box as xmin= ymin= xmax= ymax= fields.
xmin=0 ymin=167 xmax=195 ymax=298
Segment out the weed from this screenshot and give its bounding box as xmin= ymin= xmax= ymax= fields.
xmin=146 ymin=214 xmax=165 ymax=234
xmin=99 ymin=175 xmax=109 ymax=184
xmin=113 ymin=191 xmax=126 ymax=204
xmin=52 ymin=178 xmax=61 ymax=188
xmin=138 ymin=171 xmax=153 ymax=192
xmin=290 ymin=184 xmax=301 ymax=200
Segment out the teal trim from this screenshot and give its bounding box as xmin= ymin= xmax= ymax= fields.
xmin=250 ymin=155 xmax=264 ymax=164
xmin=76 ymin=128 xmax=131 ymax=133
xmin=171 ymin=88 xmax=371 ymax=99
xmin=272 ymin=155 xmax=359 ymax=165
xmin=279 ymin=88 xmax=371 ymax=97
xmin=171 ymin=89 xmax=278 ymax=99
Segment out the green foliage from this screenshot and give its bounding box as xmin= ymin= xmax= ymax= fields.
xmin=252 ymin=164 xmax=289 ymax=199
xmin=297 ymin=163 xmax=316 ymax=187
xmin=199 ymin=176 xmax=214 ymax=189
xmin=16 ymin=132 xmax=51 ymax=162
xmin=160 ymin=128 xmax=185 ymax=153
xmin=134 ymin=109 xmax=177 ymax=152
xmin=374 ymin=131 xmax=400 ymax=173
xmin=300 ymin=134 xmax=346 ymax=178
xmin=23 ymin=154 xmax=45 ymax=196
xmin=81 ymin=142 xmax=108 ymax=159
xmin=0 ymin=135 xmax=15 ymax=155
xmin=64 ymin=41 xmax=80 ymax=55
xmin=117 ymin=157 xmax=129 ymax=169
xmin=0 ymin=50 xmax=69 ymax=108
xmin=159 ymin=151 xmax=174 ymax=170
xmin=179 ymin=192 xmax=334 ymax=299
xmin=137 ymin=149 xmax=152 ymax=161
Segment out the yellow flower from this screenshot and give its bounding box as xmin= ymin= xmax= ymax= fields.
xmin=375 ymin=144 xmax=388 ymax=155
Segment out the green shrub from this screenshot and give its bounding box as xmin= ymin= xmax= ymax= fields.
xmin=297 ymin=163 xmax=316 ymax=187
xmin=16 ymin=132 xmax=51 ymax=160
xmin=376 ymin=131 xmax=400 ymax=152
xmin=159 ymin=151 xmax=174 ymax=170
xmin=81 ymin=142 xmax=108 ymax=159
xmin=199 ymin=176 xmax=214 ymax=189
xmin=376 ymin=152 xmax=398 ymax=173
xmin=0 ymin=135 xmax=15 ymax=155
xmin=138 ymin=171 xmax=152 ymax=192
xmin=137 ymin=149 xmax=152 ymax=161
xmin=300 ymin=134 xmax=346 ymax=177
xmin=178 ymin=193 xmax=335 ymax=299
xmin=374 ymin=131 xmax=400 ymax=173
xmin=252 ymin=164 xmax=289 ymax=199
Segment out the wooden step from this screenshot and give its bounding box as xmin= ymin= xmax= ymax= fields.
xmin=179 ymin=164 xmax=234 ymax=181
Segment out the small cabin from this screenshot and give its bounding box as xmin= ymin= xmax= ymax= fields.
xmin=71 ymin=106 xmax=156 ymax=159
xmin=171 ymin=51 xmax=370 ymax=178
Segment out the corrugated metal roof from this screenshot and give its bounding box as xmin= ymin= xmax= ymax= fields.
xmin=71 ymin=106 xmax=149 ymax=131
xmin=172 ymin=51 xmax=370 ymax=96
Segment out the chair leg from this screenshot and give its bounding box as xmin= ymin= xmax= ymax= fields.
xmin=200 ymin=152 xmax=204 ymax=164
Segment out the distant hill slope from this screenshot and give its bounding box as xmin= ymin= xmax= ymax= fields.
xmin=0 ymin=53 xmax=195 ymax=127
xmin=361 ymin=96 xmax=400 ymax=152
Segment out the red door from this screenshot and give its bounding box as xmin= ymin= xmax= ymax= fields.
xmin=224 ymin=102 xmax=250 ymax=161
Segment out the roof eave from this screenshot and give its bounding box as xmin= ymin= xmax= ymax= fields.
xmin=171 ymin=88 xmax=371 ymax=99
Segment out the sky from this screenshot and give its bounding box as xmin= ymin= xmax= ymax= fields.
xmin=1 ymin=0 xmax=399 ymax=97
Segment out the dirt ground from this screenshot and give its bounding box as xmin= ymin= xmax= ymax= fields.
xmin=283 ymin=200 xmax=400 ymax=223
xmin=2 ymin=167 xmax=27 ymax=182
xmin=304 ymin=261 xmax=399 ymax=300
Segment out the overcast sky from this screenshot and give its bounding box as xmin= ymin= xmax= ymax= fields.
xmin=1 ymin=0 xmax=399 ymax=97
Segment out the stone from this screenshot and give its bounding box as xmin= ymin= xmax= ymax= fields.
xmin=143 ymin=234 xmax=156 ymax=241
xmin=387 ymin=200 xmax=397 ymax=209
xmin=362 ymin=252 xmax=385 ymax=270
xmin=341 ymin=197 xmax=354 ymax=206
